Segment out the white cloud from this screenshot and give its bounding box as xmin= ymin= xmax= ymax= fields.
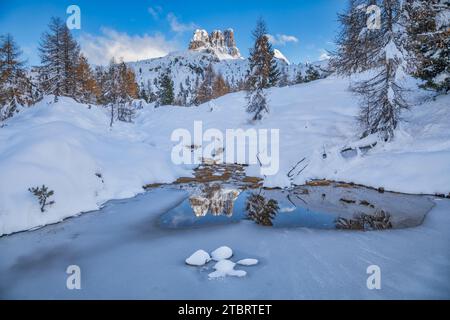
xmin=79 ymin=28 xmax=178 ymax=65
xmin=267 ymin=34 xmax=299 ymax=46
xmin=318 ymin=49 xmax=331 ymax=61
xmin=167 ymin=13 xmax=198 ymax=33
xmin=148 ymin=6 xmax=163 ymax=20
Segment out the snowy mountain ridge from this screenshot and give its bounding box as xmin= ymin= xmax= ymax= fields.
xmin=128 ymin=29 xmax=330 ymax=105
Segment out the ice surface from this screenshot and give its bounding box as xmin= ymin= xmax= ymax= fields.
xmin=0 ymin=188 xmax=449 ymax=299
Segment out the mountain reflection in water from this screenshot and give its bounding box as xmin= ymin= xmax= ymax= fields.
xmin=189 ymin=184 xmax=240 ymax=217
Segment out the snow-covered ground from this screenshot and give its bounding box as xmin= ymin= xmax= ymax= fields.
xmin=0 ymin=188 xmax=449 ymax=299
xmin=1 ymin=75 xmax=449 ymax=235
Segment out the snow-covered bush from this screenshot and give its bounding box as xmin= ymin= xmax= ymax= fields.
xmin=28 ymin=185 xmax=55 ymax=212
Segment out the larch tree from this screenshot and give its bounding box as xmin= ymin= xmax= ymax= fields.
xmin=195 ymin=63 xmax=216 ymax=105
xmin=38 ymin=17 xmax=80 ymax=101
xmin=0 ymin=34 xmax=33 ymax=121
xmin=246 ymin=18 xmax=279 ymax=121
xmin=117 ymin=61 xmax=139 ymax=122
xmin=333 ymin=0 xmax=410 ymax=141
xmin=74 ymin=54 xmax=99 ymax=104
xmin=212 ymin=73 xmax=231 ymax=99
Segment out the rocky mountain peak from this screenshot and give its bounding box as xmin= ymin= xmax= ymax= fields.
xmin=188 ymin=29 xmax=241 ymax=59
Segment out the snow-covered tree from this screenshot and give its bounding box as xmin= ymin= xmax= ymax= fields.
xmin=406 ymin=0 xmax=450 ymax=93
xmin=0 ymin=34 xmax=33 ymax=121
xmin=98 ymin=59 xmax=138 ymax=125
xmin=246 ymin=18 xmax=279 ymax=121
xmin=38 ymin=17 xmax=80 ymax=100
xmin=334 ymin=0 xmax=410 ymax=141
xmin=278 ymin=67 xmax=290 ymax=87
xmin=304 ymin=64 xmax=321 ymax=82
xmin=156 ymin=69 xmax=174 ymax=106
xmin=295 ymin=69 xmax=305 ymax=84
xmin=116 ymin=61 xmax=139 ymax=122
xmin=331 ymin=0 xmax=375 ymax=74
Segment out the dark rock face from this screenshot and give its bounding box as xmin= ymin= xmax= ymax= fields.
xmin=188 ymin=29 xmax=241 ymax=58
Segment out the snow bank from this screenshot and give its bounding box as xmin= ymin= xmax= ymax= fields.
xmin=0 ymin=96 xmax=189 ymax=235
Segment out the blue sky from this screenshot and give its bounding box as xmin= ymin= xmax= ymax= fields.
xmin=0 ymin=0 xmax=347 ymax=66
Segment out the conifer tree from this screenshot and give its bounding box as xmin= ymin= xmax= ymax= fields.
xmin=212 ymin=73 xmax=231 ymax=99
xmin=195 ymin=63 xmax=215 ymax=105
xmin=305 ymin=64 xmax=321 ymax=82
xmin=116 ymin=61 xmax=139 ymax=122
xmin=74 ymin=54 xmax=99 ymax=104
xmin=246 ymin=18 xmax=278 ymax=121
xmin=156 ymin=69 xmax=174 ymax=106
xmin=278 ymin=67 xmax=289 ymax=87
xmin=333 ymin=0 xmax=410 ymax=141
xmin=38 ymin=17 xmax=80 ymax=100
xmin=0 ymin=34 xmax=33 ymax=121
xmin=406 ymin=0 xmax=449 ymax=93
xmin=295 ymin=69 xmax=305 ymax=84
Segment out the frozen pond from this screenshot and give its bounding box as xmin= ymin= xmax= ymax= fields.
xmin=0 ymin=183 xmax=448 ymax=299
xmin=160 ymin=183 xmax=435 ymax=230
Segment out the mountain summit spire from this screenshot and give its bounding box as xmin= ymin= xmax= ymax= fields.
xmin=188 ymin=29 xmax=241 ymax=59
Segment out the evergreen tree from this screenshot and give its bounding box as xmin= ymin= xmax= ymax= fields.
xmin=246 ymin=18 xmax=278 ymax=121
xmin=103 ymin=59 xmax=120 ymax=126
xmin=295 ymin=69 xmax=305 ymax=84
xmin=333 ymin=0 xmax=410 ymax=141
xmin=74 ymin=54 xmax=99 ymax=104
xmin=38 ymin=17 xmax=80 ymax=100
xmin=116 ymin=61 xmax=139 ymax=122
xmin=278 ymin=67 xmax=289 ymax=87
xmin=139 ymin=82 xmax=148 ymax=102
xmin=156 ymin=69 xmax=174 ymax=106
xmin=0 ymin=34 xmax=33 ymax=121
xmin=406 ymin=0 xmax=450 ymax=93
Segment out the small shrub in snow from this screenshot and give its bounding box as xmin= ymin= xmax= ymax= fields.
xmin=28 ymin=185 xmax=55 ymax=212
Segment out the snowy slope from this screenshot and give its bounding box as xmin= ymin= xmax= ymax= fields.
xmin=0 ymin=96 xmax=190 ymax=236
xmin=1 ymin=76 xmax=449 ymax=235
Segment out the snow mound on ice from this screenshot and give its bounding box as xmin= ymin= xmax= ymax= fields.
xmin=185 ymin=246 xmax=258 ymax=279
xmin=185 ymin=250 xmax=211 ymax=266
xmin=208 ymin=260 xmax=247 ymax=279
xmin=237 ymin=258 xmax=259 ymax=266
xmin=211 ymin=246 xmax=233 ymax=261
